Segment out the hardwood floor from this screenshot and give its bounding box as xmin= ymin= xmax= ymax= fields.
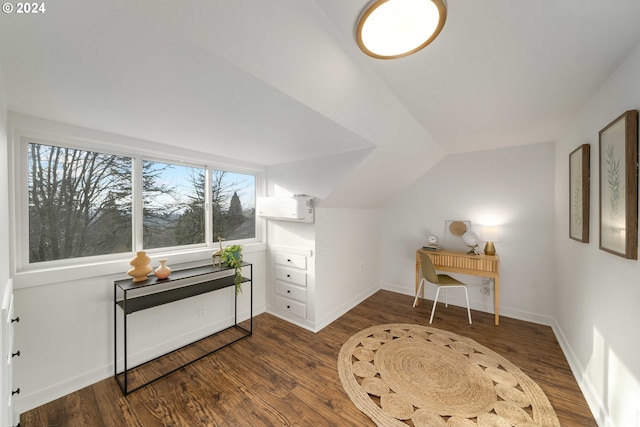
xmin=21 ymin=290 xmax=597 ymax=426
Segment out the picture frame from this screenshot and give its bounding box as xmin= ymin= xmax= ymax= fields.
xmin=569 ymin=144 xmax=590 ymax=242
xmin=599 ymin=110 xmax=638 ymax=259
xmin=444 ymin=220 xmax=471 ymax=251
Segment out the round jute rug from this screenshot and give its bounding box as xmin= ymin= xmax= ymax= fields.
xmin=338 ymin=324 xmax=560 ymax=427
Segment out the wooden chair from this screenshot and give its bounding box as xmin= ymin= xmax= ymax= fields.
xmin=413 ymin=251 xmax=472 ymax=324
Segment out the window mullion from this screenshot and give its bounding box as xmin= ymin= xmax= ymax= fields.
xmin=16 ymin=138 xmax=29 ymax=271
xmin=132 ymin=155 xmax=144 ymax=251
xmin=205 ymin=167 xmax=212 ymax=247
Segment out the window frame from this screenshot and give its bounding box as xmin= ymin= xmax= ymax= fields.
xmin=10 ymin=116 xmax=265 ymax=283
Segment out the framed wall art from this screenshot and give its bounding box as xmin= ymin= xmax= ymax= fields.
xmin=444 ymin=220 xmax=471 ymax=251
xmin=599 ymin=110 xmax=638 ymax=259
xmin=569 ymin=144 xmax=590 ymax=242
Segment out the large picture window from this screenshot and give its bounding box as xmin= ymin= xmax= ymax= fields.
xmin=23 ymin=139 xmax=258 ymax=267
xmin=28 ymin=142 xmax=133 ymax=262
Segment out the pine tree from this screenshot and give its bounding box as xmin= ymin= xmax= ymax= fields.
xmin=228 ymin=191 xmax=244 ymax=230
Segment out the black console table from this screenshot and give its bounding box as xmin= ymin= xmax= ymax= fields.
xmin=114 ymin=262 xmax=252 ymax=395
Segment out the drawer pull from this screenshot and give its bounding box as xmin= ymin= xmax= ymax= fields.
xmin=287 ymin=274 xmax=291 ymax=278
xmin=287 ymin=259 xmax=292 ymax=262
xmin=12 ymin=351 xmax=20 ymax=358
xmin=287 ymin=305 xmax=291 ymax=309
xmin=11 ymin=317 xmax=19 ymax=323
xmin=287 ymin=290 xmax=291 ymax=293
xmin=12 ymin=388 xmax=20 ymax=396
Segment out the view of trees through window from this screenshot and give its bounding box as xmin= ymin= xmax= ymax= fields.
xmin=211 ymin=170 xmax=256 ymax=243
xmin=28 ymin=143 xmax=133 ymax=262
xmin=27 ymin=142 xmax=256 ymax=264
xmin=142 ymin=161 xmax=206 ymax=249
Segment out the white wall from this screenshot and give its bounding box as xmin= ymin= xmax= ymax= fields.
xmin=265 ymin=148 xmax=373 ymax=203
xmin=314 ymin=208 xmax=380 ymax=330
xmin=265 ymin=157 xmax=381 ymax=332
xmin=554 ymin=41 xmax=640 ymax=427
xmin=379 ymin=143 xmax=556 ymax=324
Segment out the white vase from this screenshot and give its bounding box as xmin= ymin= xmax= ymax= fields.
xmin=155 ymin=259 xmax=171 ymax=280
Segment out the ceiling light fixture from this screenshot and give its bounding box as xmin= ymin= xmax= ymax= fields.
xmin=356 ymin=0 xmax=447 ymax=60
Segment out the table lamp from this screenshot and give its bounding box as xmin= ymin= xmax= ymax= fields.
xmin=482 ymin=226 xmax=499 ymax=256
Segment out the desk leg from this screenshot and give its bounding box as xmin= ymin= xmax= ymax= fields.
xmin=494 ymin=277 xmax=500 ymax=326
xmin=415 ymin=254 xmax=422 ymax=306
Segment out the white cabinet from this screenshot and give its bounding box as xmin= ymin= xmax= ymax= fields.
xmin=2 ymin=280 xmax=18 ymax=427
xmin=272 ymin=249 xmax=309 ymax=322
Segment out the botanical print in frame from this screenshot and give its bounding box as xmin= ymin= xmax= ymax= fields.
xmin=599 ymin=110 xmax=638 ymax=259
xmin=569 ymin=144 xmax=590 ymax=242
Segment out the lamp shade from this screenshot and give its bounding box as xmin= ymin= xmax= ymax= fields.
xmin=482 ymin=226 xmax=499 ymax=242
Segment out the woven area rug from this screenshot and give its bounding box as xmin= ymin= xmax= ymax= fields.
xmin=338 ymin=324 xmax=560 ymax=427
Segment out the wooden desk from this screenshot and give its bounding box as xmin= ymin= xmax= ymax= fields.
xmin=415 ymin=249 xmax=500 ymax=325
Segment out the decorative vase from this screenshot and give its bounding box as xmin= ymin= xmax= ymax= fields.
xmin=155 ymin=259 xmax=171 ymax=280
xmin=127 ymin=251 xmax=153 ymax=282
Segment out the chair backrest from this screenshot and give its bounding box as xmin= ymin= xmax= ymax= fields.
xmin=419 ymin=251 xmax=440 ymax=285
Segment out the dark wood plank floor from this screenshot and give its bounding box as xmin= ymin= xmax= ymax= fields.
xmin=21 ymin=290 xmax=597 ymax=426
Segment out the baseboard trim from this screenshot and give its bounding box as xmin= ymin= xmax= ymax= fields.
xmin=551 ymin=319 xmax=609 ymax=427
xmin=380 ymin=282 xmax=555 ymax=326
xmin=265 ymin=308 xmax=317 ymax=332
xmin=315 ymin=286 xmax=379 ymax=332
xmin=15 ymin=361 xmax=111 ymax=416
xmin=266 ymin=286 xmax=379 ymax=334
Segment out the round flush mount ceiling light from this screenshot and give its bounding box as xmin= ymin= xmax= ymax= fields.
xmin=356 ymin=0 xmax=447 ymax=59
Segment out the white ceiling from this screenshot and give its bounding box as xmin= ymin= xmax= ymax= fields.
xmin=2 ymin=0 xmax=640 ymax=206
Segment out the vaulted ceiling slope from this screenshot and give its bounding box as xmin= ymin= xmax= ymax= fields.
xmin=1 ymin=1 xmax=640 ymax=207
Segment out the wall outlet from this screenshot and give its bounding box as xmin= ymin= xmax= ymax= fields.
xmin=198 ymin=307 xmax=206 ymax=318
xmin=480 ymin=286 xmax=491 ymax=296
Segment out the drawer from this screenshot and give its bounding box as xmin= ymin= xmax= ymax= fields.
xmin=274 ymin=295 xmax=306 ymax=319
xmin=275 ymin=281 xmax=307 ymax=303
xmin=275 ymin=266 xmax=306 ymax=286
xmin=274 ymin=252 xmax=307 ymax=270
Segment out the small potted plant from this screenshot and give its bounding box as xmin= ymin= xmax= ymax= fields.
xmin=221 ymin=245 xmax=244 ymax=294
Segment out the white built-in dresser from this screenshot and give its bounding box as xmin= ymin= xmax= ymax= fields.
xmin=271 ymin=247 xmax=313 ymax=328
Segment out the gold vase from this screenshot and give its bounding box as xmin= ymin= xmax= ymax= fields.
xmin=127 ymin=251 xmax=153 ymax=282
xmin=484 ymin=242 xmax=496 ymax=256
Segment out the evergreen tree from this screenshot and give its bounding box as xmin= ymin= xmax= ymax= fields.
xmin=227 ymin=191 xmax=244 ymax=230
